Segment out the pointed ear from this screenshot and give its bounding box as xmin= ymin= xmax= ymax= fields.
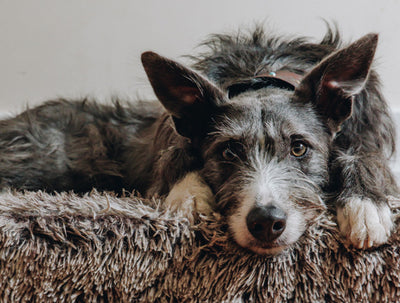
xmin=294 ymin=33 xmax=378 ymax=133
xmin=141 ymin=51 xmax=226 ymax=139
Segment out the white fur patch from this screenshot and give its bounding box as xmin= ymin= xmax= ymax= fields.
xmin=228 ymin=158 xmax=307 ymax=255
xmin=165 ymin=172 xmax=214 ymax=222
xmin=337 ymin=197 xmax=393 ymax=249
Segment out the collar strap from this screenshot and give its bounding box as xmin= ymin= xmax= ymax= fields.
xmin=227 ymin=70 xmax=304 ymax=99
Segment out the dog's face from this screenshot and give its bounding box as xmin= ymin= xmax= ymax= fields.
xmin=200 ymin=89 xmax=329 ymax=254
xmin=141 ymin=33 xmax=377 ymax=254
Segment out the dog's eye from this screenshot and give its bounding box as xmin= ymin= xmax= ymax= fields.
xmin=222 ymin=148 xmax=237 ymax=161
xmin=290 ymin=141 xmax=308 ymax=158
xmin=220 ymin=141 xmax=245 ymax=162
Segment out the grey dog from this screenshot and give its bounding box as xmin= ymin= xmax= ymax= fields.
xmin=0 ymin=26 xmax=397 ymax=254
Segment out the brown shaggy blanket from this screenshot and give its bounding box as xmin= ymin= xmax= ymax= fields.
xmin=0 ymin=190 xmax=400 ymax=302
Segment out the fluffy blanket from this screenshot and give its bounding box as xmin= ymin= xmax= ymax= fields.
xmin=0 ymin=190 xmax=400 ymax=302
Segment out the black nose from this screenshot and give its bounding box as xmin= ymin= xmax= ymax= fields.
xmin=246 ymin=205 xmax=287 ymax=242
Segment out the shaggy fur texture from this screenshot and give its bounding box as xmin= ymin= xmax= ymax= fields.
xmin=0 ymin=26 xmax=397 ymax=253
xmin=1 ymin=26 xmax=399 ymax=300
xmin=1 ymin=190 xmax=400 ymax=302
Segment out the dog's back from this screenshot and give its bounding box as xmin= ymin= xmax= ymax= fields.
xmin=0 ymin=99 xmax=163 ymax=192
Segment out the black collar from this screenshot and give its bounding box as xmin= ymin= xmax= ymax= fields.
xmin=227 ymin=70 xmax=304 ymax=99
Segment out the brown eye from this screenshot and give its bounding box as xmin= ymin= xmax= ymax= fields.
xmin=222 ymin=148 xmax=236 ymax=161
xmin=291 ymin=141 xmax=308 ymax=158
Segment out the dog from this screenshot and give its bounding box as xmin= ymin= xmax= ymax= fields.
xmin=0 ymin=25 xmax=397 ymax=255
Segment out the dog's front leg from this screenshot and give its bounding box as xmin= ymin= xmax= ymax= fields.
xmin=334 ymin=153 xmax=396 ymax=249
xmin=165 ymin=172 xmax=215 ymax=222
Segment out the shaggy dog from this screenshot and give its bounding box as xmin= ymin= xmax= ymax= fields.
xmin=0 ymin=26 xmax=397 ymax=254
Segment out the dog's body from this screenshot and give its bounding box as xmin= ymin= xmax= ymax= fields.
xmin=0 ymin=26 xmax=397 ymax=254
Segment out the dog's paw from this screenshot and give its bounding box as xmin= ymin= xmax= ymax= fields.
xmin=336 ymin=197 xmax=393 ymax=249
xmin=165 ymin=172 xmax=214 ymax=219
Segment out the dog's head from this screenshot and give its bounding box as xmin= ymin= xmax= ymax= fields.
xmin=141 ymin=34 xmax=377 ymax=254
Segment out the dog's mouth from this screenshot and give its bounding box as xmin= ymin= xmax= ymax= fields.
xmin=256 ymin=241 xmax=282 ymax=249
xmin=228 ymin=203 xmax=307 ymax=255
xmin=229 ymin=223 xmax=292 ymax=255
xmin=244 ymin=239 xmax=288 ymax=255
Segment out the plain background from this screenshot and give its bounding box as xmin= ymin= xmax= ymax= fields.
xmin=1 ymin=0 xmax=400 ymax=115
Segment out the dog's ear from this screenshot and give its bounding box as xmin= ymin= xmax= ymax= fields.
xmin=141 ymin=51 xmax=226 ymax=139
xmin=294 ymin=33 xmax=378 ymax=133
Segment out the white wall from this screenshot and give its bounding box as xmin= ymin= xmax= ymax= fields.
xmin=1 ymin=0 xmax=400 ymax=114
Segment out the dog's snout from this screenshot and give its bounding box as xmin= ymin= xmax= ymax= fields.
xmin=246 ymin=205 xmax=287 ymax=242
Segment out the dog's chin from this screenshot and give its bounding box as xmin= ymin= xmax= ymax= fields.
xmin=246 ymin=242 xmax=288 ymax=255
xmin=232 ymin=229 xmax=300 ymax=255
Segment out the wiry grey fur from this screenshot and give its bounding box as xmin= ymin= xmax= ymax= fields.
xmin=0 ymin=25 xmax=397 ymax=254
xmin=191 ymin=25 xmax=397 ymax=202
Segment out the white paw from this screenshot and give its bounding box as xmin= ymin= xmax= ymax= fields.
xmin=337 ymin=197 xmax=393 ymax=249
xmin=165 ymin=172 xmax=215 ymax=219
